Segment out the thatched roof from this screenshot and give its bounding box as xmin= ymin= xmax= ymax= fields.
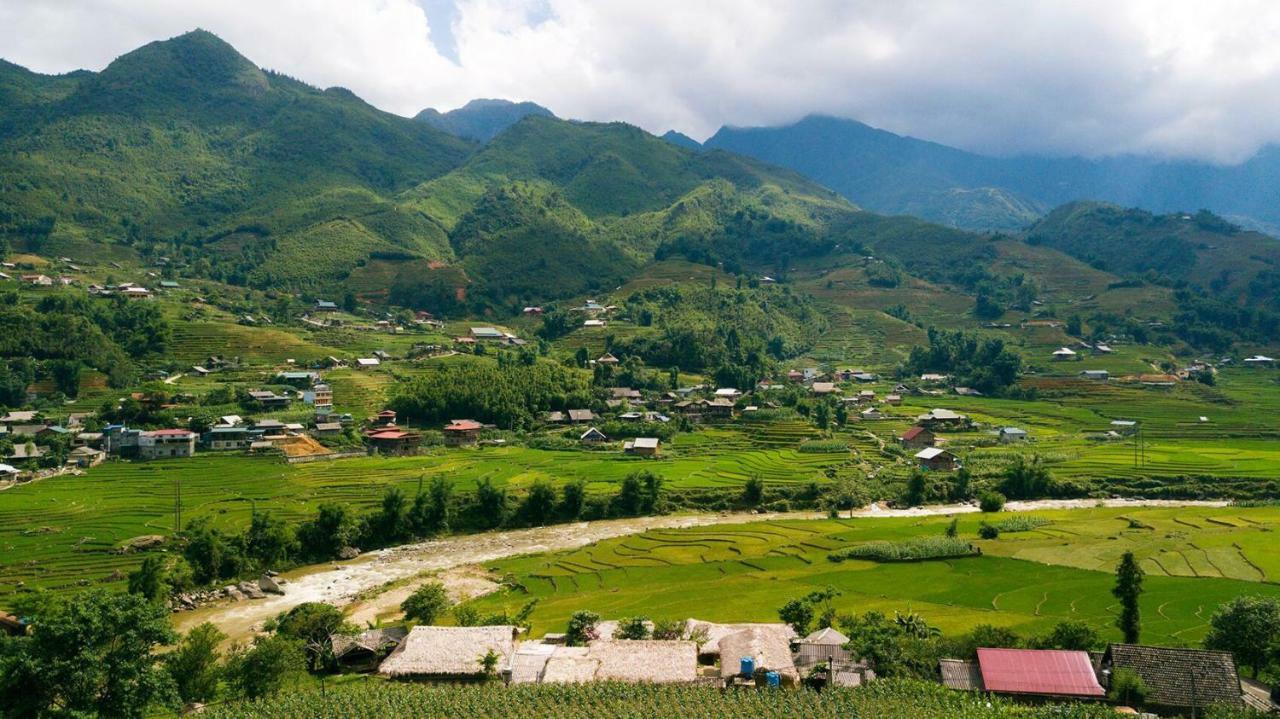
xmin=717 ymin=627 xmax=798 ymax=680
xmin=588 ymin=640 xmax=698 ymax=684
xmin=537 ymin=641 xmax=698 ymax=684
xmin=685 ymin=619 xmax=796 ymax=656
xmin=378 ymin=625 xmax=516 ymax=678
xmin=802 ymin=627 xmax=849 ymax=645
xmin=509 ymin=642 xmax=557 ymax=684
xmin=540 ymin=646 xmax=599 ymax=684
xmin=331 ymin=626 xmax=407 ymax=659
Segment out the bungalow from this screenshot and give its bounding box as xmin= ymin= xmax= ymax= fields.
xmin=624 ymin=437 xmax=660 ymax=456
xmin=355 ymin=357 xmax=380 ymax=369
xmin=312 ymin=422 xmax=344 ymax=438
xmin=998 ymin=427 xmax=1029 ymax=443
xmin=555 ymin=640 xmax=698 ymax=685
xmin=314 ymin=300 xmax=338 ymax=312
xmin=714 ymin=388 xmax=742 ymax=400
xmin=1079 ymin=370 xmax=1109 ymax=380
xmin=522 ymin=306 xmax=544 ymax=315
xmin=579 ymin=427 xmax=608 ymax=444
xmin=0 ymin=463 xmax=19 ymax=479
xmin=794 ymin=627 xmax=853 ymax=670
xmin=0 ymin=410 xmax=38 ymax=426
xmin=331 ymin=627 xmax=407 ymax=672
xmin=1243 ymin=355 xmax=1275 ymax=366
xmin=275 ymin=371 xmax=320 ymax=388
xmin=202 ymin=426 xmax=259 ymax=450
xmin=253 ymin=419 xmax=287 ymax=435
xmin=704 ymin=397 xmax=736 ymax=418
xmin=860 ymin=407 xmax=883 ymax=421
xmin=4 ymin=442 xmax=43 ymax=461
xmin=954 ymin=387 xmax=982 ymax=397
xmin=379 ymin=625 xmax=517 ymax=681
xmin=72 ymin=432 xmax=104 ymax=449
xmin=884 ymin=394 xmax=902 ymax=405
xmin=567 ymin=409 xmax=595 ymax=423
xmin=247 ymin=390 xmax=290 ymax=409
xmin=1051 ymin=347 xmax=1078 ymax=361
xmin=852 ymin=372 xmax=879 ymax=383
xmin=470 ymin=326 xmax=506 ymax=341
xmin=543 ymin=411 xmax=566 ymax=424
xmin=941 ymin=648 xmax=1104 ymax=701
xmin=138 ymin=429 xmax=197 ymax=459
xmin=442 ymin=419 xmax=483 ymax=446
xmin=810 ymin=382 xmax=838 ymax=395
xmin=610 ymin=387 xmax=642 ymax=402
xmin=1110 ymin=419 xmax=1138 ymax=435
xmin=366 ymin=427 xmax=422 ymax=455
xmin=1094 ymin=343 xmax=1114 ymax=353
xmin=596 ymin=352 xmax=620 ymax=366
xmin=120 ymin=286 xmax=151 ymax=299
xmin=919 ymin=373 xmax=949 ymax=384
xmin=67 ymin=446 xmax=105 ymax=468
xmin=899 ymin=426 xmax=936 ymax=449
xmin=917 ymin=408 xmax=969 ymax=428
xmin=22 ymin=274 xmax=53 ymax=286
xmin=583 ymin=319 xmax=606 ymax=328
xmin=159 ymin=280 xmax=179 ymax=290
xmin=1100 ymin=644 xmax=1244 ymax=713
xmin=915 ymin=447 xmax=959 ymax=471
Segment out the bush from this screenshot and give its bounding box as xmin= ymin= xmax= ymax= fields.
xmin=798 ymin=439 xmax=849 ymax=453
xmin=993 ymin=515 xmax=1049 ymax=532
xmin=566 ymin=610 xmax=601 ymax=646
xmin=979 ymin=492 xmax=1006 ymax=513
xmin=402 ymin=582 xmax=451 ymax=624
xmin=1108 ymin=667 xmax=1148 ymax=706
xmin=978 ymin=523 xmax=1000 ymax=540
xmin=828 ymin=537 xmax=979 ymax=563
xmin=613 ymin=616 xmax=651 ymax=640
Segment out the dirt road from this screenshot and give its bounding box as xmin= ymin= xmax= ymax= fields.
xmin=177 ymin=498 xmax=1227 ymax=643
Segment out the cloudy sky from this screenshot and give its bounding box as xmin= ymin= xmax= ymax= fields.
xmin=3 ymin=0 xmax=1280 ymax=163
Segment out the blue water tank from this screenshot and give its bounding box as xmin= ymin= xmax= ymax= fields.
xmin=766 ymin=671 xmax=781 ymax=688
xmin=739 ymin=656 xmax=755 ymax=676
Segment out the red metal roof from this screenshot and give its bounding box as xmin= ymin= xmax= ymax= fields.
xmin=443 ymin=420 xmax=483 ymax=432
xmin=977 ymin=648 xmax=1104 ymax=698
xmin=145 ymin=429 xmax=195 ymax=437
xmin=901 ymin=426 xmax=928 ymax=440
xmin=368 ymin=430 xmax=413 ymax=440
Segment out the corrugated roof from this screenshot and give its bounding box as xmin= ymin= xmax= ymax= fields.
xmin=977 ymin=648 xmax=1104 ymax=698
xmin=940 ymin=659 xmax=984 ymax=691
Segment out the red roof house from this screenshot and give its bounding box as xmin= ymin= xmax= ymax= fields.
xmin=442 ymin=419 xmax=483 ymax=446
xmin=976 ymin=648 xmax=1105 ymax=698
xmin=898 ymin=425 xmax=936 ymax=449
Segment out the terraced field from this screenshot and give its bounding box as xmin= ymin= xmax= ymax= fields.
xmin=464 ymin=506 xmax=1280 ymax=644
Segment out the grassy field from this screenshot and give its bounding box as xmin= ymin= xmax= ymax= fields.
xmin=461 ymin=506 xmax=1280 ymax=645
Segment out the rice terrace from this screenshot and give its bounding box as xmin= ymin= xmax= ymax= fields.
xmin=3 ymin=7 xmax=1280 ymax=718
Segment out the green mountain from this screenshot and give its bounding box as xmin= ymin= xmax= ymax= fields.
xmin=705 ymin=114 xmax=1280 ymax=233
xmin=415 ymin=98 xmax=555 ymax=142
xmin=660 ymin=130 xmax=701 ymax=150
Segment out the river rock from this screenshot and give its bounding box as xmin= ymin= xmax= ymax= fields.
xmin=338 ymin=546 xmax=361 ymax=559
xmin=224 ymin=585 xmax=246 ymax=601
xmin=237 ymin=581 xmax=265 ymax=599
xmin=258 ymin=574 xmax=283 ymax=595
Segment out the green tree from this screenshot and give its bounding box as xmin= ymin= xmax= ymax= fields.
xmin=245 ymin=511 xmax=296 ymax=569
xmin=814 ymin=400 xmax=831 ymax=430
xmin=903 ymin=470 xmax=927 ymax=507
xmin=128 ymin=555 xmax=168 ymax=602
xmin=479 ymin=648 xmax=500 ymax=680
xmin=742 ymin=476 xmax=765 ymax=507
xmin=779 ymin=598 xmax=815 ymax=636
xmin=296 ymin=503 xmax=357 ymax=561
xmin=520 ymin=480 xmax=557 ymax=526
xmin=1035 ymin=620 xmax=1099 ymax=651
xmin=273 ymin=602 xmax=351 ymax=672
xmin=1000 ymin=454 xmax=1052 ymax=500
xmin=1108 ymin=667 xmax=1148 ymax=706
xmin=979 ymin=491 xmax=1005 ymax=513
xmin=0 ymin=590 xmax=176 ymax=718
xmin=402 ymin=582 xmax=452 ymax=625
xmin=566 ymin=610 xmax=601 ymax=646
xmin=371 ymin=487 xmax=411 ymax=544
xmin=410 ymin=477 xmax=451 ymax=536
xmin=473 ymin=478 xmax=508 ymax=529
xmin=1113 ymin=551 xmax=1144 ymax=644
xmin=944 ymin=517 xmax=959 ymax=538
xmin=1203 ymin=595 xmax=1280 ymax=677
xmin=165 ymin=622 xmax=225 ymax=704
xmin=225 ymin=635 xmax=303 ymax=699
xmin=559 ymin=480 xmax=586 ymax=520
xmin=613 ymin=616 xmax=651 ymax=640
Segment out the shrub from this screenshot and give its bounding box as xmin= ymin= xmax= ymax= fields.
xmin=993 ymin=515 xmax=1049 ymax=532
xmin=979 ymin=491 xmax=1006 ymax=513
xmin=978 ymin=523 xmax=1000 ymax=540
xmin=828 ymin=537 xmax=979 ymax=563
xmin=613 ymin=616 xmax=651 ymax=640
xmin=402 ymin=582 xmax=451 ymax=624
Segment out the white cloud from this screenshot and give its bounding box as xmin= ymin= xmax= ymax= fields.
xmin=2 ymin=0 xmax=1280 ymax=162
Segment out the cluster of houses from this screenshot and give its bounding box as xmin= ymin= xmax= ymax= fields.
xmin=345 ymin=619 xmax=871 ymax=689
xmin=327 ymin=617 xmax=1271 ymax=713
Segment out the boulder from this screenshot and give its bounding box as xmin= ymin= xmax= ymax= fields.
xmin=237 ymin=581 xmax=265 ymax=600
xmin=224 ymin=585 xmax=246 ymax=601
xmin=258 ymin=574 xmax=283 ymax=595
xmin=338 ymin=546 xmax=361 ymax=560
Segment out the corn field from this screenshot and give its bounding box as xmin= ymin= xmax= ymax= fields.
xmin=201 ymin=679 xmax=1176 ymax=719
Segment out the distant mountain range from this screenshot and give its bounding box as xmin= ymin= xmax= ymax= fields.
xmin=699 ymin=115 xmax=1280 ymax=233
xmin=415 ymin=98 xmax=554 ymax=142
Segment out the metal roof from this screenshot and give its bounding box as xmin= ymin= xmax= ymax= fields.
xmin=977 ymin=648 xmax=1104 ymax=698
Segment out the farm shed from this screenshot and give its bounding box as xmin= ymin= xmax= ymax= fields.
xmin=1101 ymin=644 xmax=1244 ymax=712
xmin=331 ymin=626 xmax=407 ymax=672
xmin=915 ymin=447 xmax=959 ymax=471
xmin=624 ymin=437 xmax=660 ymax=456
xmin=379 ymin=625 xmax=517 ymax=681
xmin=899 ymin=426 xmax=935 ymax=449
xmin=998 ymin=427 xmax=1028 ymax=443
xmin=795 ymin=627 xmax=852 ymax=669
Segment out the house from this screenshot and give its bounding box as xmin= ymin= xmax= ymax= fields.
xmin=247 ymin=390 xmax=290 ymax=409
xmin=4 ymin=442 xmax=43 ymax=461
xmin=544 ymin=411 xmax=566 ymax=424
xmin=138 ymin=429 xmax=197 ymax=459
xmin=623 ymin=437 xmax=660 ymax=456
xmin=919 ymin=373 xmax=950 ymax=384
xmin=860 ymin=407 xmax=883 ymax=420
xmin=0 ymin=463 xmax=21 ymax=479
xmin=67 ymin=446 xmax=105 ymax=468
xmin=0 ymin=410 xmax=38 ymax=427
xmin=159 ymin=280 xmax=179 ymax=289
xmin=567 ymin=409 xmax=595 ymax=423
xmin=356 ymin=357 xmax=380 ymax=369
xmin=331 ymin=626 xmax=408 ymax=672
xmin=1101 ymin=644 xmax=1245 ymax=712
xmin=942 ymin=648 xmax=1105 ymax=700
xmin=22 ymin=274 xmax=53 ymax=286
xmin=917 ymin=408 xmax=969 ymax=428
xmin=120 ymin=286 xmax=151 ymax=299
xmin=1243 ymin=355 xmax=1276 ymax=366
xmin=915 ymin=447 xmax=959 ymax=471
xmin=899 ymin=426 xmax=935 ymax=449
xmin=596 ymin=352 xmax=620 ymax=366
xmin=303 ymin=384 xmax=333 ymax=413
xmin=442 ymin=419 xmax=483 ymax=446
xmin=1052 ymin=347 xmax=1078 ymax=361
xmin=683 ymin=620 xmax=797 ymax=662
xmin=576 ymin=640 xmax=698 ymax=684
xmin=579 ymin=427 xmax=608 ymax=444
xmin=704 ymin=397 xmax=735 ymax=418
xmin=1079 ymin=370 xmax=1109 ymax=380
xmin=1110 ymin=419 xmax=1138 ymax=435
xmin=852 ymin=372 xmax=879 ymax=383
xmin=470 ymin=327 xmax=506 ymax=341
xmin=998 ymin=427 xmax=1029 ymax=443
xmin=1094 ymin=343 xmax=1114 ymax=353
xmin=72 ymin=432 xmax=103 ymax=449
xmin=379 ymin=625 xmax=517 ymax=681
xmin=522 ymin=306 xmax=544 ymax=315
xmin=314 ymin=300 xmax=339 ymax=312
xmin=312 ymin=422 xmax=343 ymax=438
xmin=794 ymin=627 xmax=853 ymax=670
xmin=275 ymin=371 xmax=320 ymax=388
xmin=714 ymin=388 xmax=742 ymax=400
xmin=365 ymin=427 xmax=422 ymax=455
xmin=884 ymin=394 xmax=902 ymax=405
xmin=718 ymin=626 xmax=800 ymax=686
xmin=811 ymin=382 xmax=838 ymax=395
xmin=203 ymin=426 xmax=259 ymax=450
xmin=610 ymin=387 xmax=642 ymax=401
xmin=583 ymin=319 xmax=606 ymax=328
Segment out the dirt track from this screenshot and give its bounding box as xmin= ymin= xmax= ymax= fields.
xmin=177 ymin=498 xmax=1227 ymax=643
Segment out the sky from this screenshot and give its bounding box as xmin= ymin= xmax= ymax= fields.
xmin=2 ymin=0 xmax=1280 ymax=163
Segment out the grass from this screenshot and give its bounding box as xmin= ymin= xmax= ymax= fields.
xmin=460 ymin=506 xmax=1280 ymax=644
